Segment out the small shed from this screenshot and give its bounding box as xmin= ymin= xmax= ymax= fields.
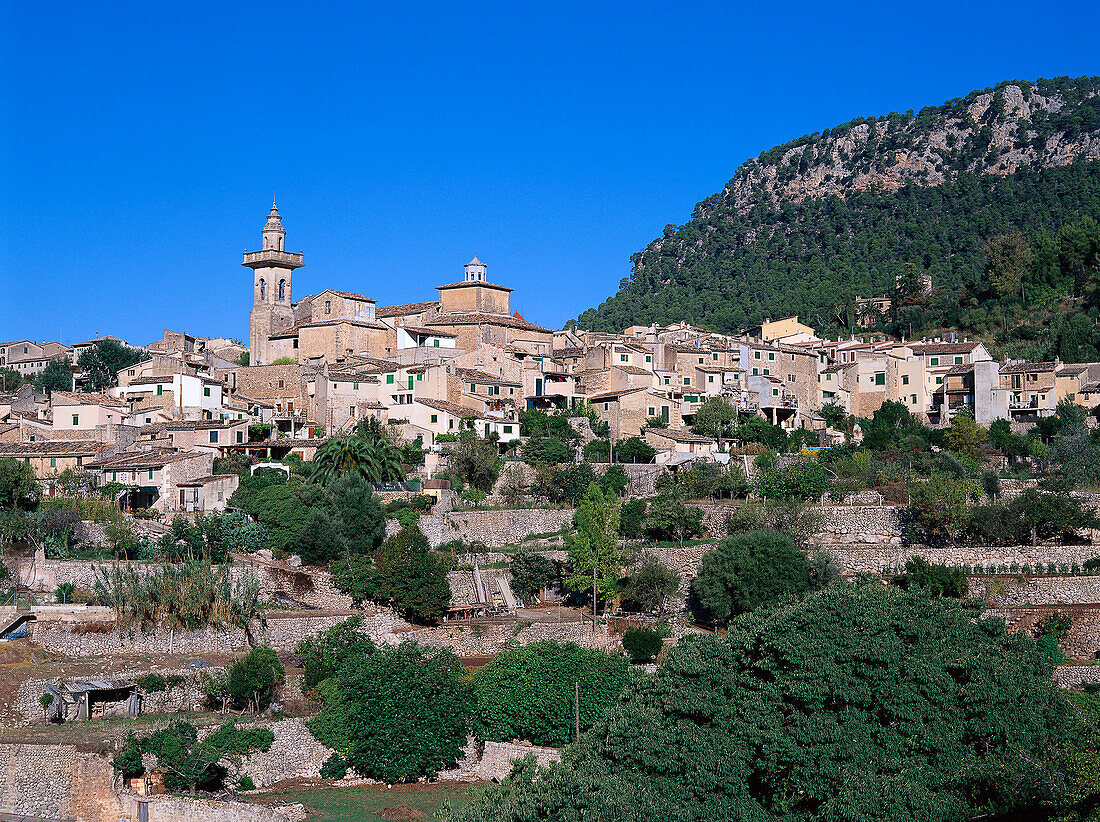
xmin=56 ymin=678 xmax=139 ymax=721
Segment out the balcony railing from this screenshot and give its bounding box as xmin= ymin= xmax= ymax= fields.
xmin=242 ymin=250 xmax=304 ymax=267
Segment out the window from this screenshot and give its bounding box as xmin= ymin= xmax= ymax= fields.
xmin=209 ymin=431 xmax=218 ymax=443
xmin=50 ymin=457 xmax=56 ymax=468
xmin=902 ymin=375 xmax=909 ymax=385
xmin=874 ymin=372 xmax=885 ymax=386
xmin=353 ymin=382 xmax=359 ymax=390
xmin=752 ymin=368 xmax=758 ymax=375
xmin=683 ymin=377 xmax=690 ymax=385
xmin=910 ymin=394 xmax=917 ymax=404
xmin=433 ymin=339 xmax=440 ymax=347
xmin=325 ymin=300 xmax=331 ymax=314
xmin=712 ymin=353 xmax=718 ymax=361
xmin=620 ymin=354 xmax=629 ymax=362
xmin=954 ymin=356 xmax=963 ymax=364
xmin=604 ymin=403 xmax=610 ymax=411
xmin=469 ymin=383 xmax=477 ymax=393
xmin=72 ymin=414 xmax=79 ymax=426
xmin=648 ymin=407 xmax=656 ymax=416
xmin=661 ymin=406 xmax=670 ymax=421
xmin=449 ymin=419 xmax=454 ymax=429
xmin=645 ymin=355 xmax=652 ymax=363
xmin=112 ymin=472 xmax=117 ymax=482
xmin=768 ymin=352 xmax=774 ymax=361
xmin=698 ymin=357 xmax=704 ymax=364
xmin=350 ymin=406 xmax=356 ymax=416
xmin=787 ymin=374 xmax=795 ymax=382
xmin=278 ymin=279 xmax=285 ymax=301
xmin=416 ymin=373 xmax=422 ymax=381
xmin=278 ymin=379 xmax=285 ymax=388
xmin=236 ymin=431 xmax=243 ymax=443
xmin=503 ymin=425 xmax=513 ymax=434
xmin=935 ymin=377 xmax=942 ymax=384
xmin=430 ymin=414 xmax=438 ymax=424
xmin=148 ymin=469 xmax=154 ymax=479
xmin=930 ymin=357 xmax=939 ymax=366
xmin=754 ymin=351 xmax=761 ymax=359
xmin=763 ymin=368 xmax=770 ymax=375
xmin=708 ymin=375 xmax=714 ymax=383
xmin=157 ymin=385 xmax=163 ymax=396
xmin=260 ymin=279 xmax=266 ymax=299
xmin=386 ymin=374 xmax=394 ymax=384
xmin=773 ymin=388 xmax=779 ymax=396
xmin=204 ymin=387 xmax=211 ymax=397
xmin=663 ymin=377 xmax=670 ymax=385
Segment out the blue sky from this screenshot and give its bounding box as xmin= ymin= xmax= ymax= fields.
xmin=2 ymin=1 xmax=1098 ymax=345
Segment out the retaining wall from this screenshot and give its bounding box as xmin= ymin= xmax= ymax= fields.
xmin=476 ymin=741 xmax=562 ymax=781
xmin=415 ymin=508 xmax=576 ymax=549
xmin=407 ymin=619 xmax=617 ymax=656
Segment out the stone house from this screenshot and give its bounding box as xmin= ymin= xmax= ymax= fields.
xmin=49 ymin=392 xmax=128 ymax=432
xmin=175 ymin=474 xmax=240 ymax=513
xmin=0 ymin=440 xmax=113 ymax=477
xmin=644 ymin=428 xmax=719 ymax=465
xmin=88 ymin=449 xmax=213 ymax=513
xmin=999 ymin=361 xmax=1058 ymax=422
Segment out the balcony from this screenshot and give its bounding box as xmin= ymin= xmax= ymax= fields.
xmin=242 ymin=249 xmax=304 ymax=269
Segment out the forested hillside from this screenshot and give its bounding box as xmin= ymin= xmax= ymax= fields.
xmin=578 ymin=77 xmax=1100 ymax=360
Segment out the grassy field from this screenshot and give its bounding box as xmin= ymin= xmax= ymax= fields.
xmin=258 ymin=782 xmax=484 ymax=822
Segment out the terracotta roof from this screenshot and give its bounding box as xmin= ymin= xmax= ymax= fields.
xmin=821 ymin=363 xmax=853 ymax=374
xmin=945 ymin=364 xmax=974 ymax=376
xmin=320 ymin=289 xmax=375 ymax=302
xmin=586 ymin=387 xmax=649 ymax=401
xmin=435 ymin=281 xmax=513 ymax=292
xmin=613 ymin=365 xmax=653 ymax=376
xmin=455 ymin=368 xmax=521 ymax=386
xmin=648 ymin=429 xmax=716 ymax=444
xmin=398 ymin=325 xmax=457 ymax=337
xmin=0 ymin=440 xmax=108 ymax=456
xmin=141 ymin=420 xmax=245 ymax=432
xmin=428 ymin=313 xmax=552 ymax=333
xmin=376 ymin=301 xmax=439 ymax=318
xmin=299 ymin=319 xmax=389 ymax=330
xmin=177 ymin=474 xmax=240 ymax=486
xmin=50 ymin=391 xmax=127 ymax=407
xmin=910 ymin=342 xmax=982 ymax=355
xmin=553 ymin=347 xmax=585 ymax=358
xmin=415 ymin=397 xmax=479 ymax=418
xmin=90 ymin=449 xmax=201 ymax=470
xmin=1057 ymin=364 xmax=1091 ymax=376
xmin=1001 ymin=361 xmax=1057 ymax=374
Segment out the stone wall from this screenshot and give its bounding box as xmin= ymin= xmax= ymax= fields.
xmin=407 ymin=619 xmax=617 ymax=656
xmin=476 ymin=741 xmax=562 ymax=781
xmin=234 ymin=718 xmax=334 ymax=789
xmin=1055 ymin=665 xmax=1100 ymax=689
xmin=416 ymin=508 xmax=575 ymax=549
xmin=829 ymin=544 xmax=1100 ymax=575
xmin=971 ymin=575 xmax=1100 ymax=607
xmin=118 ymin=793 xmax=302 ymax=822
xmin=30 ymin=611 xmax=400 ymax=658
xmin=0 ymin=743 xmax=77 ymax=819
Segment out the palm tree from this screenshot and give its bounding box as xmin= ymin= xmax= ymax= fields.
xmin=310 ymin=436 xmax=405 ymax=485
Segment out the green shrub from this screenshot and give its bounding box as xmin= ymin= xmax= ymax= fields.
xmin=1036 ymin=610 xmax=1073 ymax=640
xmin=237 ymin=775 xmax=255 ymax=791
xmin=320 ymin=752 xmax=348 ymax=780
xmin=622 ymin=627 xmax=663 ymax=663
xmin=891 ymin=557 xmax=969 ymax=598
xmin=138 ymin=673 xmax=168 ymax=693
xmin=470 ymin=640 xmax=629 ymax=747
xmin=296 ymin=616 xmax=377 ymax=693
xmin=226 ymin=646 xmax=285 ymax=711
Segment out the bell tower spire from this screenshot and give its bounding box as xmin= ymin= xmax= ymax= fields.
xmin=244 ymin=200 xmax=304 ymax=366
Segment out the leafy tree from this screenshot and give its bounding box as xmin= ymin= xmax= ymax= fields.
xmin=909 ymin=474 xmax=980 ymax=545
xmin=32 ymin=357 xmax=73 ymax=395
xmin=295 ymin=509 xmax=344 ymax=566
xmin=76 ymin=339 xmax=148 ymax=391
xmin=530 ymin=463 xmax=597 ymax=505
xmin=370 ymin=525 xmax=451 ymax=623
xmin=642 ymin=494 xmax=704 ymax=544
xmin=226 ymin=646 xmax=284 ymax=712
xmin=113 ymin=720 xmax=273 ymax=794
xmin=944 ymin=411 xmax=988 ymax=461
xmin=509 ymin=548 xmax=558 ymax=604
xmin=497 ymin=464 xmax=526 ymax=504
xmin=692 ymin=530 xmax=816 ymax=624
xmin=622 ymin=627 xmax=664 ymax=663
xmin=38 ymin=692 xmax=54 ymax=724
xmin=455 ymin=582 xmax=1083 ymax=822
xmin=985 ymin=233 xmax=1032 ymax=298
xmin=444 ymin=431 xmax=501 ymax=492
xmin=470 ymin=641 xmax=629 ymax=747
xmin=597 ymin=465 xmax=629 ymax=496
xmin=322 ymin=472 xmax=386 ymax=556
xmin=295 ymin=615 xmax=378 ymax=692
xmin=614 ymin=437 xmax=656 ymax=464
xmin=755 ymin=460 xmax=830 ymax=500
xmin=619 ymin=499 xmax=647 ymax=539
xmin=0 ymin=457 xmax=39 ymax=510
xmin=1036 ymin=610 xmax=1073 ymax=641
xmin=566 ymin=483 xmax=622 ymax=610
xmin=328 ymin=553 xmax=375 ymax=607
xmin=620 ymin=554 xmax=681 ymax=615
xmin=521 ymin=436 xmax=573 ymax=466
xmin=582 ymin=438 xmax=611 ymax=462
xmin=691 ymin=396 xmax=737 ymax=448
xmin=736 ymin=415 xmax=789 ymax=450
xmin=308 ymin=641 xmax=472 ymax=782
xmin=891 ymin=557 xmax=968 ymax=598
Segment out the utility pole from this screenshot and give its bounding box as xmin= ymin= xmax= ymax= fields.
xmin=592 ymin=545 xmax=598 ymax=634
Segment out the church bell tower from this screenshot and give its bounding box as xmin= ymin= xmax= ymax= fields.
xmin=244 ymin=201 xmax=303 ymax=365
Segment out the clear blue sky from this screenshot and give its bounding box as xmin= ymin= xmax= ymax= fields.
xmin=2 ymin=1 xmax=1098 ymax=345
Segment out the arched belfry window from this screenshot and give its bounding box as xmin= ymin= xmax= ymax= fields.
xmin=260 ymin=279 xmax=266 ymax=299
xmin=278 ymin=280 xmax=285 ymax=301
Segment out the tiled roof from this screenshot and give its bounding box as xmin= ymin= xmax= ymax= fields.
xmin=429 ymin=313 xmax=552 ymax=333
xmin=320 ymin=289 xmax=375 ymax=302
xmin=586 ymin=387 xmax=648 ymax=401
xmin=910 ymin=342 xmax=982 ymax=355
xmin=1057 ymin=364 xmax=1091 ymax=376
xmin=398 ymin=325 xmax=457 ymax=337
xmin=821 ymin=363 xmax=853 ymax=374
xmin=50 ymin=391 xmax=127 ymax=407
xmin=141 ymin=420 xmax=245 ymax=432
xmin=648 ymin=428 xmax=716 ymax=444
xmin=177 ymin=474 xmax=239 ymax=486
xmin=299 ymin=319 xmax=389 ymax=330
xmin=89 ymin=449 xmax=200 ymax=470
xmin=553 ymin=347 xmax=585 ymax=358
xmin=415 ymin=397 xmax=479 ymax=418
xmin=1000 ymin=361 xmax=1057 ymax=374
xmin=455 ymin=368 xmax=521 ymax=386
xmin=0 ymin=440 xmax=108 ymax=456
xmin=945 ymin=364 xmax=974 ymax=376
xmin=614 ymin=365 xmax=653 ymax=376
xmin=376 ymin=301 xmax=439 ymax=318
